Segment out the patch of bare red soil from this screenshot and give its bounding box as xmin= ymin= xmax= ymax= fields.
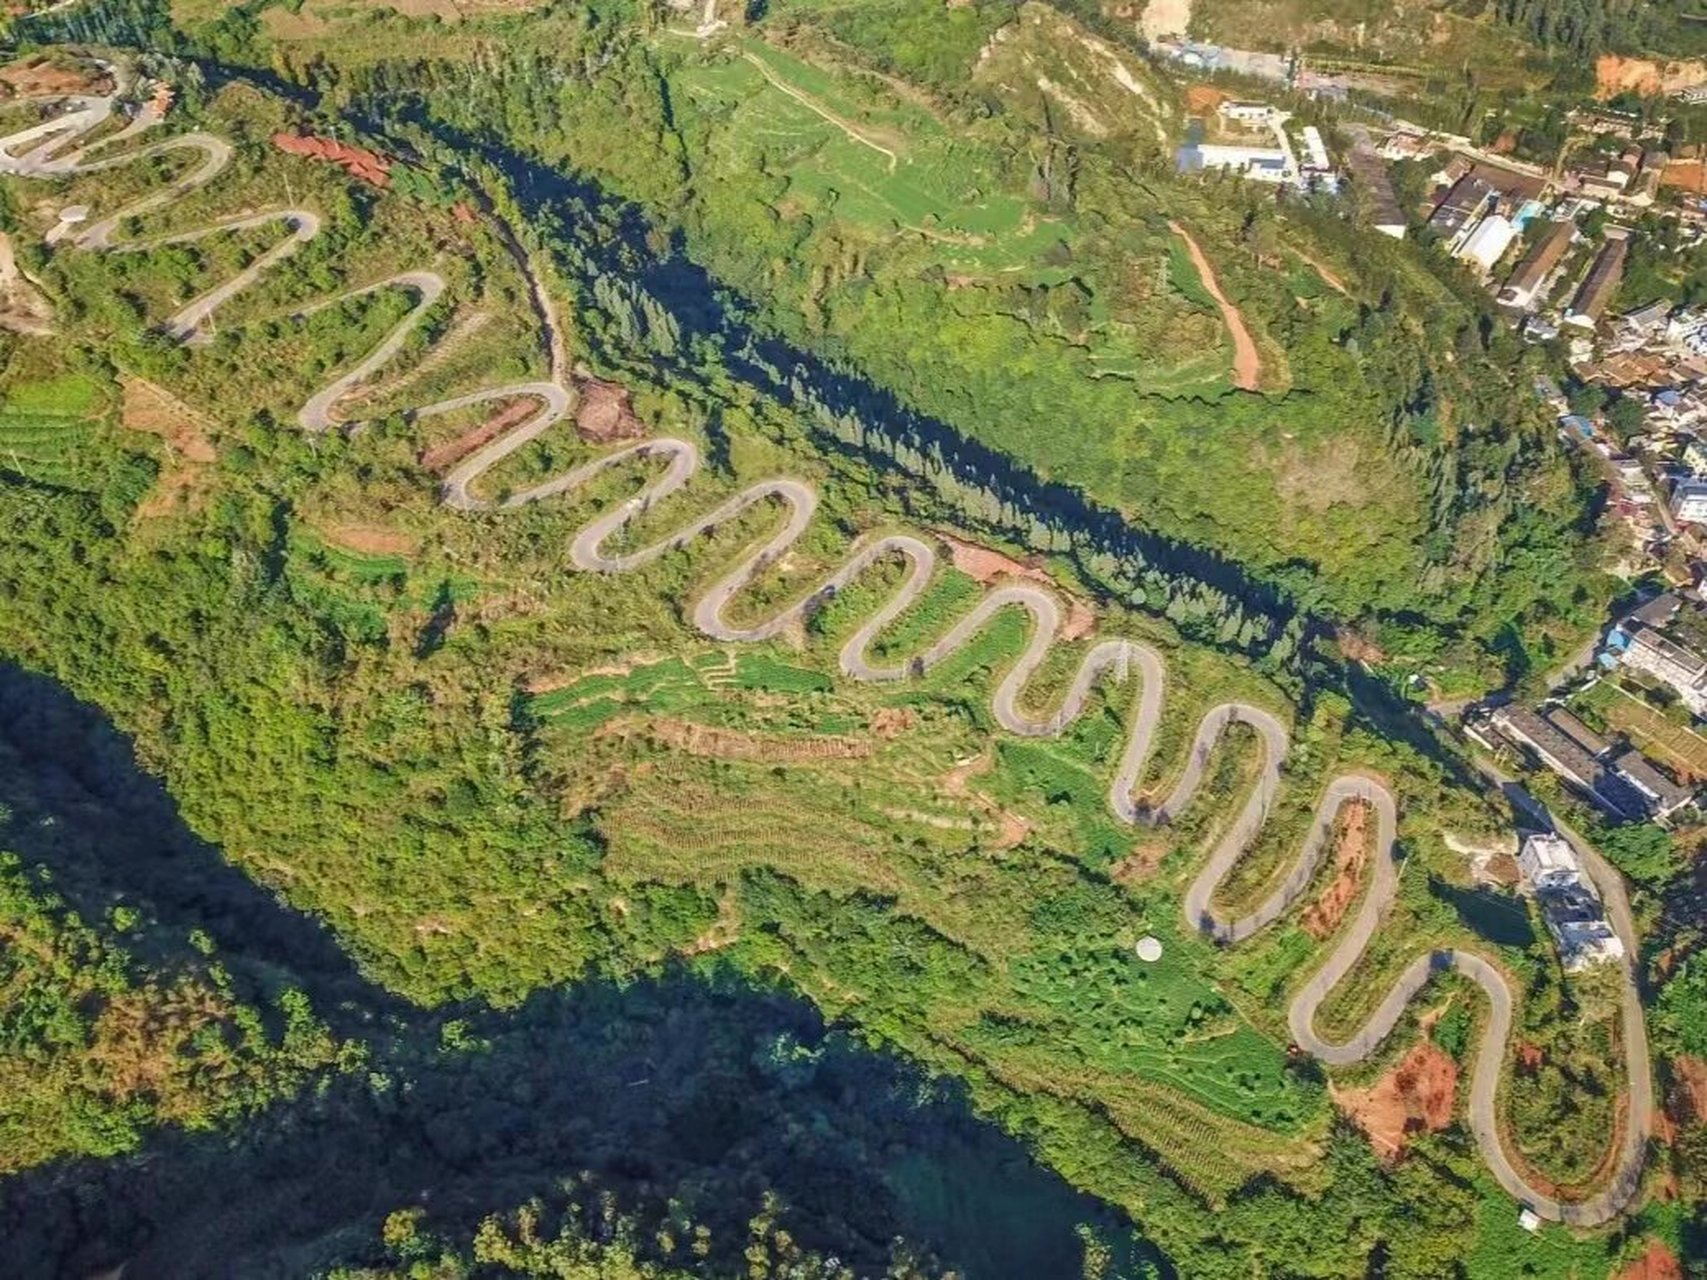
xmin=1675 ymin=1055 xmax=1707 ymax=1125
xmin=1301 ymin=800 xmax=1368 ymax=939
xmin=574 ymin=377 xmax=646 ymax=443
xmin=419 ymin=399 xmax=536 ymax=472
xmin=1333 ymin=1042 xmax=1458 ymax=1160
xmin=271 ymin=132 xmax=391 ymax=188
xmin=1184 ymin=84 xmax=1226 ymax=114
xmin=939 ymin=533 xmax=1095 ymax=639
xmin=0 ymin=56 xmax=110 ymax=97
xmin=1614 ymin=1240 xmax=1683 ymax=1280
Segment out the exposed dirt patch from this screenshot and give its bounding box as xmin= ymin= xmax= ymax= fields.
xmin=0 ymin=55 xmax=111 ymax=98
xmin=574 ymin=376 xmax=647 ymax=444
xmin=1333 ymin=1042 xmax=1458 ymax=1160
xmin=1334 ymin=625 xmax=1385 ymax=664
xmin=942 ymin=748 xmax=1033 ymax=850
xmin=1614 ymin=1239 xmax=1683 ymax=1280
xmin=1168 ymin=221 xmax=1261 ymax=392
xmin=682 ymin=888 xmax=741 ymax=957
xmin=1111 ymin=839 xmax=1169 ymax=884
xmin=419 ymin=398 xmax=537 ymax=472
xmin=1595 ymin=53 xmax=1707 ymax=100
xmin=0 ymin=231 xmax=53 ymax=334
xmin=1662 ymin=159 xmax=1707 ymax=195
xmin=1270 ymin=436 xmax=1369 ymax=512
xmin=868 ymin=707 xmax=916 ymax=739
xmin=1140 ymin=0 xmax=1192 ymax=42
xmin=1674 ymin=1055 xmax=1707 ymax=1125
xmin=939 ymin=533 xmax=1095 ymax=639
xmin=271 ymin=132 xmax=391 ymax=188
xmin=596 ymin=715 xmax=872 ymax=764
xmin=1184 ymin=84 xmax=1226 ymax=115
xmin=122 ymin=376 xmax=218 ymax=520
xmin=1301 ymin=799 xmax=1368 ymax=939
xmin=321 ymin=524 xmax=418 ymax=557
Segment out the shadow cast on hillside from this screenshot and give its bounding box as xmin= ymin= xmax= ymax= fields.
xmin=0 ymin=664 xmax=1168 ymax=1280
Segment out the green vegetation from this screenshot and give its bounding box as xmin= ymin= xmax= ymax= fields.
xmin=43 ymin=0 xmax=1621 ymax=691
xmin=0 ymin=7 xmax=1696 ymax=1277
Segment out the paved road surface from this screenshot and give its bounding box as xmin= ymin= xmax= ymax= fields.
xmin=0 ymin=86 xmax=1652 ymax=1226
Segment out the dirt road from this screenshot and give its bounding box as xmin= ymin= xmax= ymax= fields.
xmin=1169 ymin=220 xmax=1261 ymax=392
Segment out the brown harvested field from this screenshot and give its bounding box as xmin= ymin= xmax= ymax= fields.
xmin=321 ymin=524 xmax=419 ymax=557
xmin=595 ymin=715 xmax=872 ymax=764
xmin=1662 ymin=160 xmax=1707 ymax=195
xmin=1168 ymin=221 xmax=1260 ymax=392
xmin=1592 ymin=682 xmax=1707 ymax=781
xmin=262 ymin=0 xmax=543 ymax=35
xmin=939 ymin=533 xmax=1095 ymax=640
xmin=1301 ymin=799 xmax=1368 ymax=940
xmin=1333 ymin=1041 xmax=1458 ymax=1160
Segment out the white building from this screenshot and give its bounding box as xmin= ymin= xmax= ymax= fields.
xmin=1220 ymin=100 xmax=1274 ymax=124
xmin=1300 ymin=124 xmax=1331 ymax=171
xmin=1184 ymin=143 xmax=1291 ymax=182
xmin=1517 ymin=832 xmax=1625 ymax=971
xmin=1673 ymin=478 xmax=1707 ymax=525
xmin=1456 ymin=215 xmax=1517 ymax=274
xmin=1518 ymin=832 xmax=1581 ymax=891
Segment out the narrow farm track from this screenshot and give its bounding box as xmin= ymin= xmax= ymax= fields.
xmin=0 ymin=87 xmax=1652 ymax=1226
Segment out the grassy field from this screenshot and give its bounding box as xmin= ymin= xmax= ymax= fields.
xmin=669 ymin=38 xmax=1066 ymax=272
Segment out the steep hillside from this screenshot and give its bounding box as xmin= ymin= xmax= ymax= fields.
xmin=0 ymin=40 xmax=1689 ymax=1277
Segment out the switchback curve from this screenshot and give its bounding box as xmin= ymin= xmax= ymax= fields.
xmin=0 ymin=78 xmax=1650 ymax=1226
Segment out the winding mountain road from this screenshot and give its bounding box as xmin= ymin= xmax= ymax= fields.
xmin=0 ymin=81 xmax=1652 ymax=1226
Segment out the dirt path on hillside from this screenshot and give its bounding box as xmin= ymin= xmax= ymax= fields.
xmin=743 ymin=51 xmax=901 ymax=173
xmin=1168 ymin=220 xmax=1261 ymax=392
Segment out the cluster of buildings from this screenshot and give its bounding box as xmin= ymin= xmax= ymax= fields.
xmin=1366 ymin=115 xmax=1692 ymax=345
xmin=1517 ymin=832 xmax=1626 ymax=970
xmin=1542 ymin=298 xmax=1707 ymax=560
xmin=1475 ymin=701 xmax=1695 ymax=824
xmin=1471 ymin=592 xmax=1706 ymax=835
xmin=1175 ymin=98 xmax=1340 ymax=192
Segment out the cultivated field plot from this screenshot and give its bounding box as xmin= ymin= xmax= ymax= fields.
xmin=0 ymin=370 xmax=103 ymax=488
xmin=1578 ymin=678 xmax=1707 ymax=780
xmin=670 ymin=39 xmax=1064 ymax=271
